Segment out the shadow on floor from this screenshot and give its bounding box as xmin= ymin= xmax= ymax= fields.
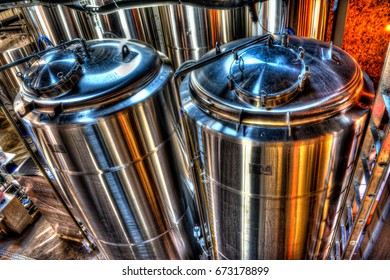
xmin=0 ymin=214 xmax=101 ymax=260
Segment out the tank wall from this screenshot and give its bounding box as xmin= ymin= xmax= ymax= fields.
xmin=20 ymin=82 xmax=197 ymax=260
xmin=21 ymin=5 xmax=107 ymax=43
xmin=288 ymin=0 xmax=329 ymax=40
xmin=159 ymin=5 xmax=250 ymax=68
xmin=0 ymin=36 xmax=36 ymax=100
xmin=182 ymin=95 xmax=370 ymax=259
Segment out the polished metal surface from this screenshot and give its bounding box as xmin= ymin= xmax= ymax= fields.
xmin=180 ymin=36 xmax=373 ymax=259
xmin=245 ymin=0 xmax=329 ymax=40
xmin=158 ymin=1 xmax=293 ymax=69
xmin=188 ymin=36 xmax=362 ymax=126
xmin=245 ymin=0 xmax=286 ymax=37
xmin=23 ymin=49 xmax=83 ymax=98
xmin=93 ymin=4 xmax=167 ymax=53
xmin=20 ymin=5 xmax=99 ymax=44
xmin=1 ymin=1 xmax=264 ymax=13
xmin=19 ymin=40 xmax=162 ymax=107
xmin=160 ymin=5 xmax=208 ymax=68
xmin=160 ymin=5 xmax=247 ymax=69
xmin=15 ymin=39 xmax=197 ymax=260
xmin=289 ymin=0 xmax=329 ymax=40
xmin=0 ymin=34 xmax=36 ymax=100
xmin=229 ymin=43 xmax=310 ymax=108
xmin=20 ymin=2 xmax=166 ymax=53
xmin=328 ymin=42 xmax=390 ymax=260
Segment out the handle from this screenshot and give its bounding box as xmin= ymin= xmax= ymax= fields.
xmin=17 ymin=101 xmax=63 ymax=120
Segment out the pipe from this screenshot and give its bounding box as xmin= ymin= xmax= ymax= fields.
xmin=0 ymin=38 xmax=88 ymax=74
xmin=173 ymin=33 xmax=273 ymax=79
xmin=171 ymin=33 xmax=273 ymax=259
xmin=1 ymin=1 xmax=266 ymax=14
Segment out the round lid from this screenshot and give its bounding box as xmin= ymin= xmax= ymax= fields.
xmin=188 ymin=36 xmax=363 ymax=126
xmin=23 ymin=49 xmax=82 ymax=98
xmin=19 ymin=39 xmax=163 ymax=110
xmin=229 ymin=44 xmax=310 ymax=108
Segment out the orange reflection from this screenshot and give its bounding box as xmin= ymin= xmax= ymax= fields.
xmin=342 ymin=0 xmax=390 ymax=87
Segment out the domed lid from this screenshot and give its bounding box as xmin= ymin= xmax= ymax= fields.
xmin=228 ymin=44 xmax=310 ymax=109
xmin=23 ymin=49 xmax=83 ymax=98
xmin=19 ymin=39 xmax=165 ymax=112
xmin=188 ymin=36 xmax=363 ymax=126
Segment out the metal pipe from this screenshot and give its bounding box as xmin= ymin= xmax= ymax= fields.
xmin=172 ymin=60 xmax=214 ymax=259
xmin=173 ymin=33 xmax=272 ymax=79
xmin=1 ymin=1 xmax=265 ymax=13
xmin=0 ymin=38 xmax=88 ymax=74
xmin=171 ymin=33 xmax=272 ymax=259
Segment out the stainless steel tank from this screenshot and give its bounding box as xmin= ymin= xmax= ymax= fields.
xmin=179 ymin=35 xmax=374 ymax=259
xmin=244 ymin=0 xmax=287 ymax=37
xmin=160 ymin=5 xmax=248 ymax=69
xmin=0 ymin=33 xmax=36 ymax=100
xmin=14 ymin=39 xmax=198 ymax=260
xmin=20 ymin=5 xmax=101 ymax=43
xmin=244 ymin=0 xmax=330 ymax=40
xmin=21 ymin=3 xmax=166 ymax=53
xmin=92 ymin=4 xmax=167 ymax=53
xmin=289 ymin=0 xmax=329 ymax=40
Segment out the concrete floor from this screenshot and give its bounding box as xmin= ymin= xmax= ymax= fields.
xmin=0 ymin=214 xmax=101 ymax=260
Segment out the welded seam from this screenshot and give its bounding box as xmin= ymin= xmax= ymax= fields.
xmin=205 ymin=173 xmax=328 ymax=200
xmin=53 ymin=123 xmax=182 ymax=176
xmin=91 ymin=204 xmax=193 ymax=247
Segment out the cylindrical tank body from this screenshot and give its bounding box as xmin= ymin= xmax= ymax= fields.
xmin=244 ymin=0 xmax=329 ymax=40
xmin=15 ymin=39 xmax=197 ymax=260
xmin=20 ymin=5 xmax=98 ymax=44
xmin=244 ymin=0 xmax=287 ymax=37
xmin=94 ymin=5 xmax=167 ymax=53
xmin=0 ymin=34 xmax=36 ymax=100
xmin=180 ymin=36 xmax=374 ymax=259
xmin=21 ymin=3 xmax=166 ymax=53
xmin=159 ymin=5 xmax=249 ymax=69
xmin=289 ymin=0 xmax=329 ymax=40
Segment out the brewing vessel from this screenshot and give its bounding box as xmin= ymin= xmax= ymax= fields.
xmin=179 ymin=35 xmax=373 ymax=259
xmin=0 ymin=34 xmax=36 ymax=100
xmin=21 ymin=5 xmax=98 ymax=43
xmin=15 ymin=39 xmax=197 ymax=260
xmin=159 ymin=5 xmax=242 ymax=69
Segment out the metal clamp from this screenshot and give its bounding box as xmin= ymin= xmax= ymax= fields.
xmin=190 ymin=150 xmax=204 ymax=167
xmin=193 ymin=224 xmax=212 ymax=259
xmin=298 ymin=66 xmax=312 ymax=91
xmin=260 ymin=90 xmax=268 ymax=107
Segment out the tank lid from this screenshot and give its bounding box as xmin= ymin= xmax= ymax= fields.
xmin=19 ymin=39 xmax=164 ymax=110
xmin=23 ymin=49 xmax=83 ymax=98
xmin=188 ymin=36 xmax=364 ymax=126
xmin=228 ymin=44 xmax=311 ymax=109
